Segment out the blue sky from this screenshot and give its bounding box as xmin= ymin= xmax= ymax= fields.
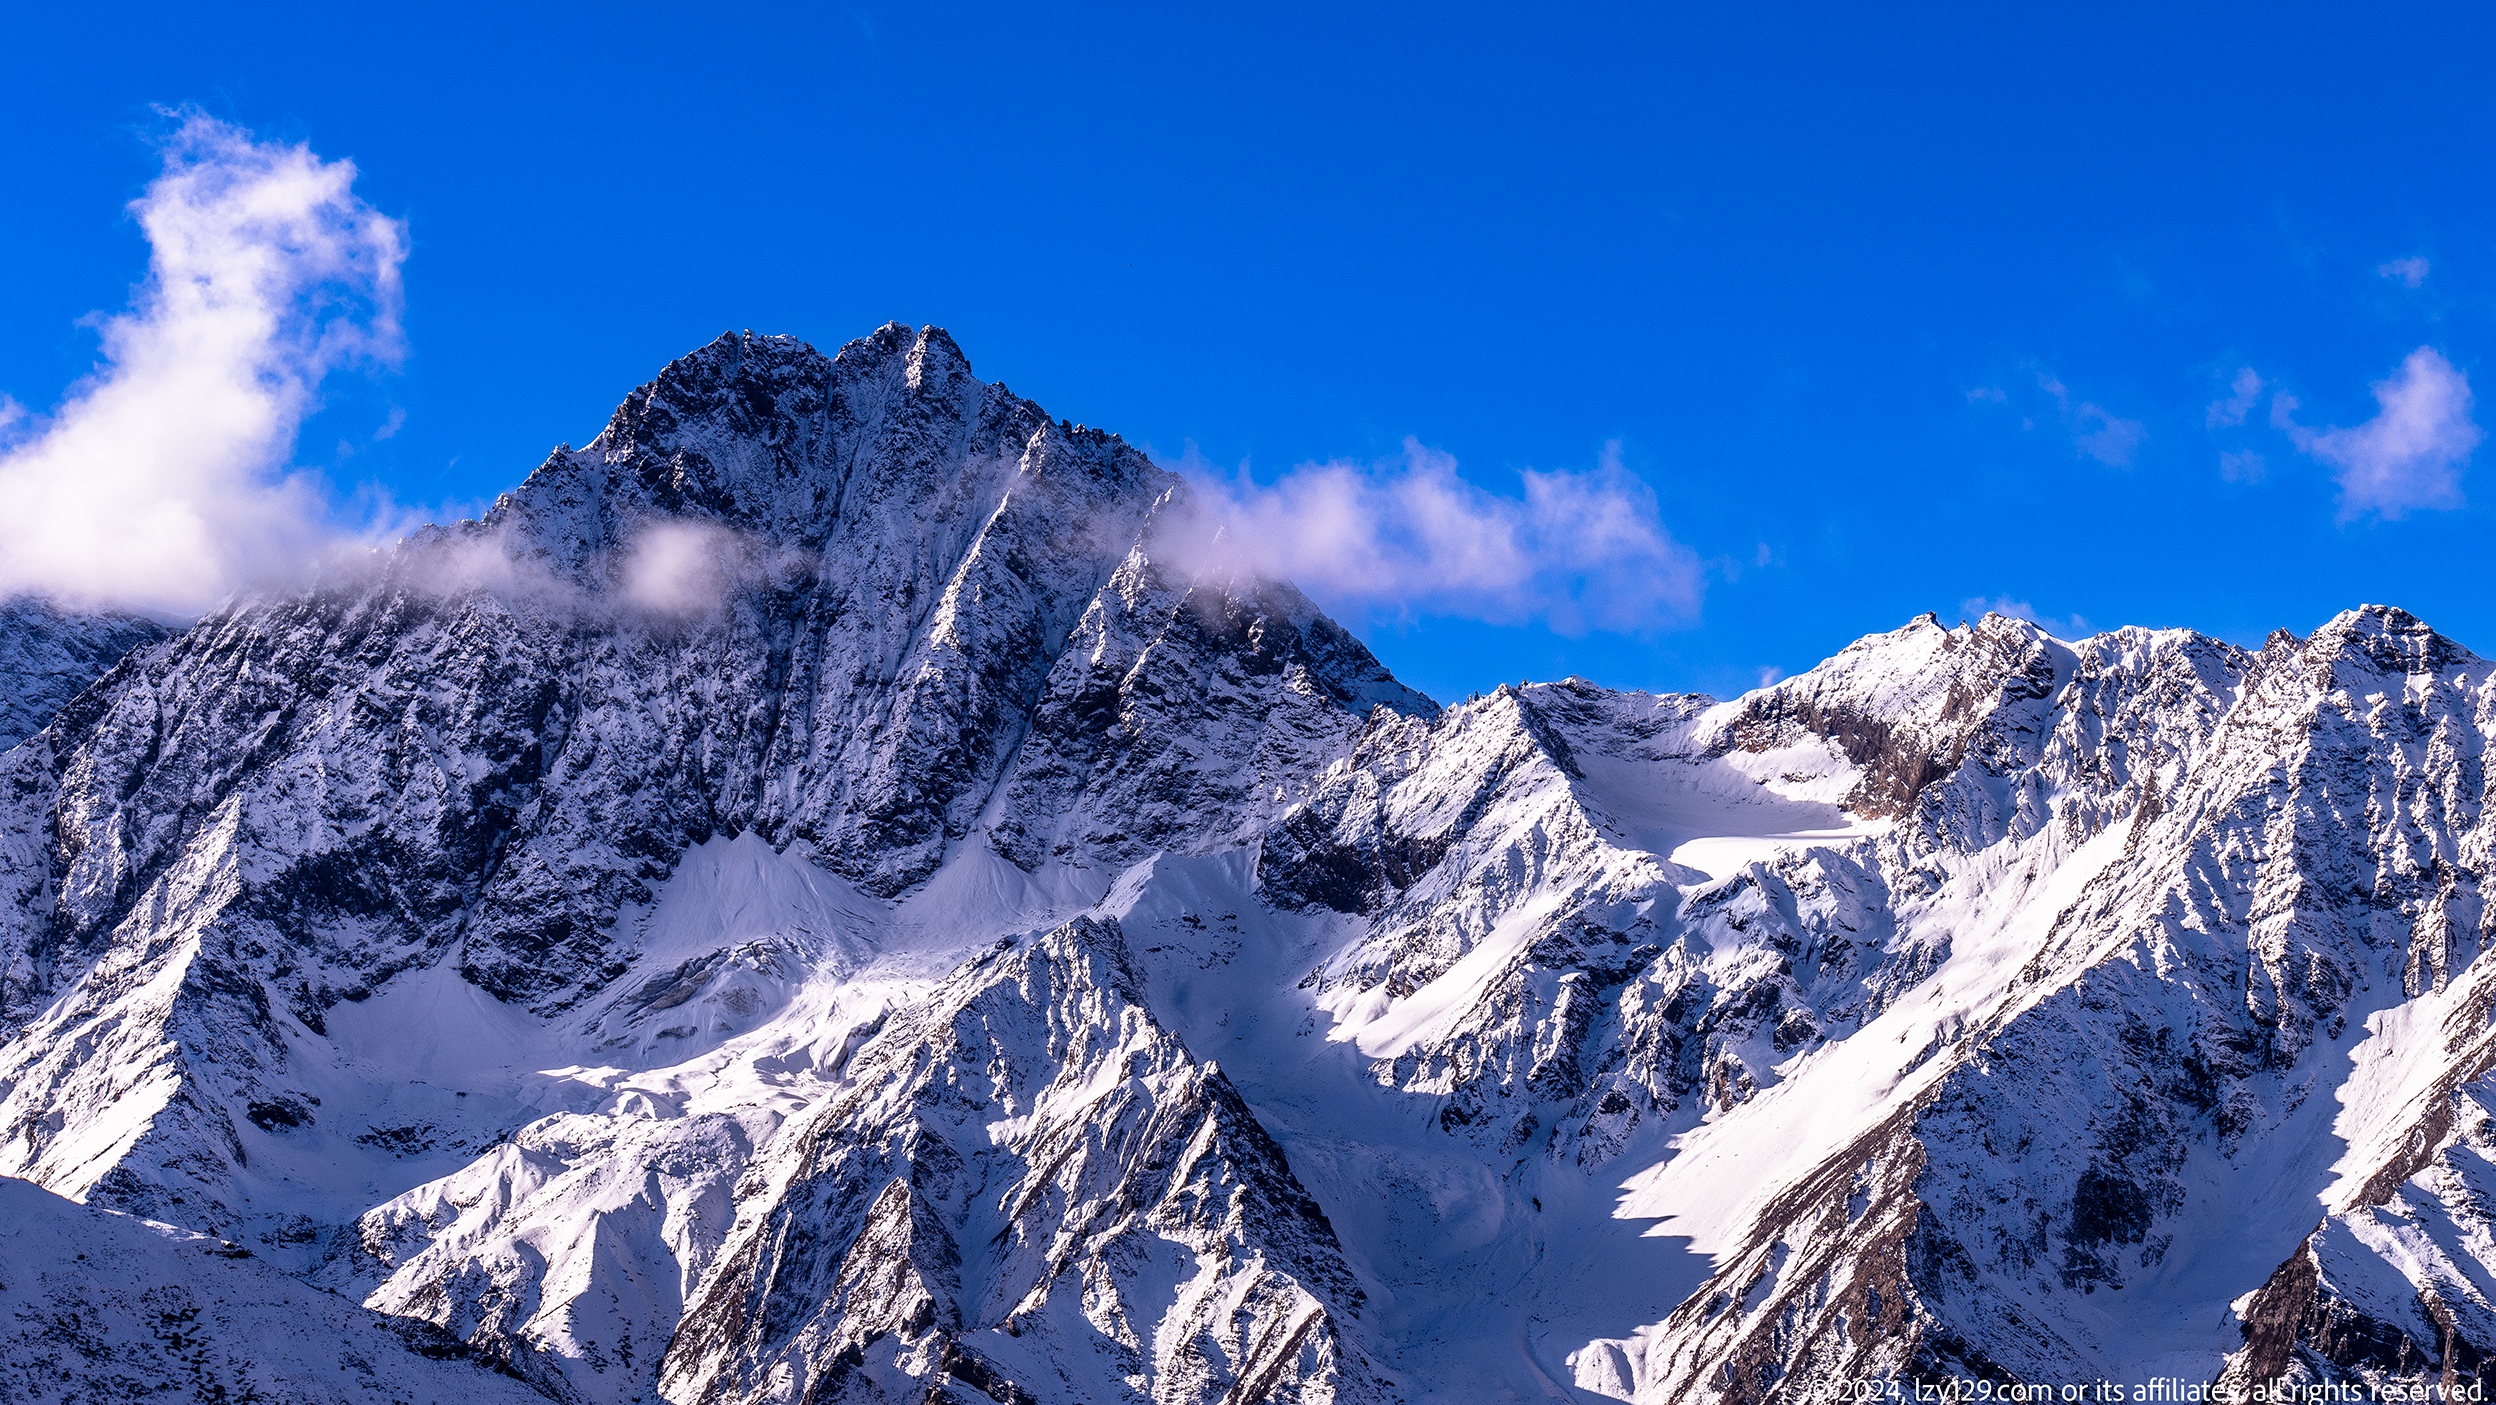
xmin=3 ymin=3 xmax=2492 ymax=704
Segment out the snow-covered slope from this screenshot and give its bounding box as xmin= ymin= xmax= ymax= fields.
xmin=0 ymin=1174 xmax=543 ymax=1403
xmin=0 ymin=324 xmax=1423 ymax=1241
xmin=4 ymin=323 xmax=2493 ymax=1404
xmin=1585 ymin=608 xmax=2495 ymax=1401
xmin=0 ymin=595 xmax=167 ymax=750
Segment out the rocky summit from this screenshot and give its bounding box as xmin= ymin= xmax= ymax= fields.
xmin=1 ymin=323 xmax=2491 ymax=1403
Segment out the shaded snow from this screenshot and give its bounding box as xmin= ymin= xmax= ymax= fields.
xmin=0 ymin=1175 xmax=542 ymax=1403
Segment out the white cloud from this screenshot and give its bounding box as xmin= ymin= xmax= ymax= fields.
xmin=2206 ymin=368 xmax=2265 ymax=428
xmin=618 ymin=519 xmax=752 ymax=618
xmin=1958 ymin=595 xmax=2090 ymax=639
xmin=2378 ymin=256 xmax=2430 ymax=289
xmin=1172 ymin=438 xmax=1703 ymax=635
xmin=2034 ymin=373 xmax=2146 ymax=466
xmin=2071 ymin=407 xmax=2146 ymax=467
xmin=0 ymin=113 xmax=406 ymax=617
xmin=331 ymin=513 xmax=792 ymax=627
xmin=2285 ymin=347 xmax=2480 ymax=520
xmin=2219 ymin=449 xmax=2267 ymax=484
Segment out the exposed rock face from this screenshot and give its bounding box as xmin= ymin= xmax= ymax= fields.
xmin=0 ymin=594 xmax=167 ymax=750
xmin=1581 ymin=607 xmax=2496 ymax=1403
xmin=324 ymin=1107 xmax=774 ymax=1402
xmin=0 ymin=324 xmax=1422 ymax=1240
xmin=655 ymin=916 xmax=1387 ymax=1405
xmin=3 ymin=324 xmax=2494 ymax=1404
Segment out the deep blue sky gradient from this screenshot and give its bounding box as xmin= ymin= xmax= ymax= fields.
xmin=5 ymin=3 xmax=2493 ymax=702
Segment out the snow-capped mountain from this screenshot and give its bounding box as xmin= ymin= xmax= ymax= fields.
xmin=2 ymin=323 xmax=2489 ymax=1404
xmin=0 ymin=1174 xmax=545 ymax=1403
xmin=0 ymin=595 xmax=166 ymax=750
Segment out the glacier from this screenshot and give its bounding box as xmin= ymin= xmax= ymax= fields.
xmin=0 ymin=323 xmax=2489 ymax=1403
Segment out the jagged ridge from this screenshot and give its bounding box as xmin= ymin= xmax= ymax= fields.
xmin=0 ymin=324 xmax=2491 ymax=1405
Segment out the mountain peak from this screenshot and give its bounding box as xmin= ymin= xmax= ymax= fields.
xmin=20 ymin=323 xmax=2496 ymax=1405
xmin=2306 ymin=602 xmax=2473 ymax=676
xmin=0 ymin=597 xmax=169 ymax=751
xmin=902 ymin=321 xmax=973 ymax=390
xmin=479 ymin=324 xmax=1167 ymax=577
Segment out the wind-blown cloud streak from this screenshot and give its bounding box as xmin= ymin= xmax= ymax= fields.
xmin=0 ymin=113 xmax=407 ymax=618
xmin=2281 ymin=347 xmax=2481 ymax=521
xmin=1173 ymin=439 xmax=1704 ymax=635
xmin=2036 ymin=374 xmax=2145 ymax=466
xmin=1958 ymin=594 xmax=2090 ymax=639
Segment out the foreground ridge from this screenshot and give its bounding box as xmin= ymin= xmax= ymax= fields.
xmin=0 ymin=326 xmax=2489 ymax=1404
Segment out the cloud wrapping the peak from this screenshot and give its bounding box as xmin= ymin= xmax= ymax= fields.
xmin=0 ymin=113 xmax=406 ymax=617
xmin=1174 ymin=439 xmax=1703 ymax=635
xmin=1958 ymin=595 xmax=2089 ymax=639
xmin=2287 ymin=347 xmax=2480 ymax=520
xmin=619 ymin=519 xmax=754 ymax=618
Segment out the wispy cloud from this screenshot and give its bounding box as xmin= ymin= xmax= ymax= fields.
xmin=0 ymin=113 xmax=406 ymax=618
xmin=618 ymin=519 xmax=754 ymax=618
xmin=1959 ymin=594 xmax=2090 ymax=639
xmin=2218 ymin=449 xmax=2267 ymax=484
xmin=2035 ymin=374 xmax=2145 ymax=466
xmin=1171 ymin=439 xmax=1703 ymax=635
xmin=2378 ymin=256 xmax=2431 ymax=289
xmin=2206 ymin=368 xmax=2265 ymax=428
xmin=2282 ymin=347 xmax=2480 ymax=520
